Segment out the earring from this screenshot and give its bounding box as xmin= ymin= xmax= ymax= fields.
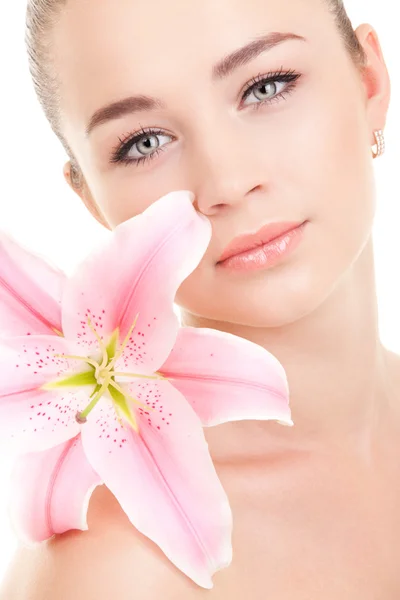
xmin=372 ymin=129 xmax=385 ymax=159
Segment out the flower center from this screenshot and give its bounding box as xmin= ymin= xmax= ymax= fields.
xmin=44 ymin=313 xmax=168 ymax=433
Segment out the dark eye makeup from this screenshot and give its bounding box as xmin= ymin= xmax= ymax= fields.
xmin=109 ymin=66 xmax=302 ymax=168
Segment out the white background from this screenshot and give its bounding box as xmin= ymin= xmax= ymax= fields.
xmin=0 ymin=0 xmax=398 ymax=586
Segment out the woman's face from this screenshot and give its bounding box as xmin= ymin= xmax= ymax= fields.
xmin=54 ymin=0 xmax=384 ymax=328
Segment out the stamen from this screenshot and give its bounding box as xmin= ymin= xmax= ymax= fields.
xmin=87 ymin=317 xmax=108 ymax=370
xmin=107 ymin=313 xmax=139 ymax=371
xmin=53 ymin=353 xmax=99 ymax=371
xmin=51 ymin=314 xmax=164 ymax=428
xmin=108 ymin=378 xmax=155 ymax=412
xmin=112 ymin=371 xmax=168 ymax=381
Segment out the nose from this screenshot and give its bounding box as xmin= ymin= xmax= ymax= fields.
xmin=187 ymin=120 xmax=264 ymax=216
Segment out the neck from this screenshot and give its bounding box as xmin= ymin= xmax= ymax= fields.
xmin=180 ymin=238 xmax=396 ymax=462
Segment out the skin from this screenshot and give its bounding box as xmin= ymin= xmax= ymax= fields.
xmin=6 ymin=0 xmax=397 ymax=595
xmin=58 ymin=0 xmax=393 ymax=459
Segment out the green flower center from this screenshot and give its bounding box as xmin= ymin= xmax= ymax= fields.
xmin=41 ymin=313 xmax=167 ymax=433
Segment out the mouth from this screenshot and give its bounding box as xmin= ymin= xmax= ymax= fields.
xmin=217 ymin=220 xmax=306 ymax=264
xmin=216 ymin=221 xmax=307 ymax=273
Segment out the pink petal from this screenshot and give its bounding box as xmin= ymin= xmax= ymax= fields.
xmin=0 ymin=335 xmax=93 ymax=453
xmin=159 ymin=326 xmax=293 ymax=427
xmin=0 ymin=232 xmax=65 ymax=337
xmin=7 ymin=434 xmax=102 ymax=544
xmin=61 ymin=190 xmax=211 ymax=375
xmin=81 ymin=380 xmax=232 ymax=589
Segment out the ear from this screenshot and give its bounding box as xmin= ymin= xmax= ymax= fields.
xmin=63 ymin=161 xmax=111 ymax=231
xmin=354 ymin=24 xmax=391 ymax=143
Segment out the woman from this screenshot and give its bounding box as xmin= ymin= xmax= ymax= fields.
xmin=1 ymin=0 xmax=397 ymax=597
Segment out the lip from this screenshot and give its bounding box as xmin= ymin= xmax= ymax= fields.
xmin=217 ymin=220 xmax=306 ymax=264
xmin=217 ymin=221 xmax=307 ymax=273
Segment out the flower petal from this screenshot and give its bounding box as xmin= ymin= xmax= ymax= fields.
xmin=61 ymin=190 xmax=211 ymax=374
xmin=159 ymin=326 xmax=293 ymax=427
xmin=0 ymin=386 xmax=87 ymax=455
xmin=7 ymin=434 xmax=102 ymax=544
xmin=0 ymin=335 xmax=94 ymax=453
xmin=81 ymin=379 xmax=232 ymax=589
xmin=0 ymin=335 xmax=96 ymax=394
xmin=0 ymin=231 xmax=65 ymax=337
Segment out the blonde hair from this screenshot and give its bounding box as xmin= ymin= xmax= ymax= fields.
xmin=25 ymin=0 xmax=367 ymax=178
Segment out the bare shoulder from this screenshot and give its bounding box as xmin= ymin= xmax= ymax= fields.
xmin=0 ymin=486 xmax=208 ymax=600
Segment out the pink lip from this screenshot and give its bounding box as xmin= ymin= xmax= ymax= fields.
xmin=217 ymin=220 xmax=306 ymax=264
xmin=217 ymin=221 xmax=307 ymax=273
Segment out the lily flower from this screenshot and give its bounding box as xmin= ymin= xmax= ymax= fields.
xmin=0 ymin=229 xmax=65 ymax=337
xmin=0 ymin=190 xmax=293 ymax=589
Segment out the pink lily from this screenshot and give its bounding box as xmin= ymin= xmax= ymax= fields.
xmin=0 ymin=190 xmax=293 ymax=589
xmin=0 ymin=230 xmax=65 ymax=337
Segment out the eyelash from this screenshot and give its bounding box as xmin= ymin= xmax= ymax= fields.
xmin=110 ymin=67 xmax=301 ymax=167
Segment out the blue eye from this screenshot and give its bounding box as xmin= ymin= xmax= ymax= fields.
xmin=110 ymin=67 xmax=301 ymax=167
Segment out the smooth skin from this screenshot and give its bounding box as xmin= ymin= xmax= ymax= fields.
xmin=2 ymin=0 xmax=399 ymax=597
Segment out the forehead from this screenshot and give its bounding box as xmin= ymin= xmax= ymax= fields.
xmin=53 ymin=0 xmax=329 ymax=135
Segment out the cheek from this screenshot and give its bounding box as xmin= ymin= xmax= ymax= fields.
xmin=313 ymin=130 xmax=376 ymax=269
xmin=292 ymin=83 xmax=377 ymax=263
xmin=82 ymin=165 xmax=159 ymax=227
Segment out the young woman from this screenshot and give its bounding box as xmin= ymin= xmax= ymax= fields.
xmin=1 ymin=0 xmax=397 ymax=597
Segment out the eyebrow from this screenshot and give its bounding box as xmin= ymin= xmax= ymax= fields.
xmin=85 ymin=31 xmax=306 ymax=137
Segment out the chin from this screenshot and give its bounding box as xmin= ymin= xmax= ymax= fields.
xmin=176 ymin=244 xmax=350 ymax=329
